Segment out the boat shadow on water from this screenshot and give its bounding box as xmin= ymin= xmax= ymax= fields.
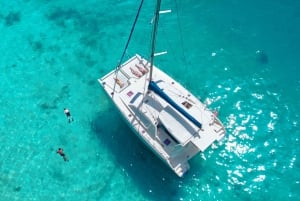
xmin=91 ymin=106 xmax=191 ymax=200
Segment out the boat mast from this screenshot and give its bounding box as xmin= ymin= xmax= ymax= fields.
xmin=149 ymin=0 xmax=162 ymax=81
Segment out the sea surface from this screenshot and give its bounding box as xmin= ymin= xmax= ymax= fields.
xmin=1 ymin=0 xmax=299 ymax=200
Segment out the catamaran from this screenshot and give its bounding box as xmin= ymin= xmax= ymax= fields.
xmin=98 ymin=0 xmax=226 ymax=177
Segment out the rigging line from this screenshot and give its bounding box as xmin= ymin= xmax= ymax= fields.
xmin=115 ymin=0 xmax=144 ymax=71
xmin=174 ymin=0 xmax=188 ymax=69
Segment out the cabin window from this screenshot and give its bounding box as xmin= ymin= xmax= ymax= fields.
xmin=182 ymin=101 xmax=192 ymax=109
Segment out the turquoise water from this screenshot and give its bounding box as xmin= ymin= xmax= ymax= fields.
xmin=1 ymin=0 xmax=299 ymax=200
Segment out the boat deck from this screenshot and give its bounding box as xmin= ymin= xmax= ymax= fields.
xmin=99 ymin=55 xmax=225 ymax=177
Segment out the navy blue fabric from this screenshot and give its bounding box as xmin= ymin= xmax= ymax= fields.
xmin=149 ymin=81 xmax=202 ymax=128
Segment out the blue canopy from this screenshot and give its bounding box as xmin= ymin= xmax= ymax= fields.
xmin=148 ymin=81 xmax=202 ymax=129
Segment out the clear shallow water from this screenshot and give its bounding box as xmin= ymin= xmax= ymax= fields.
xmin=0 ymin=0 xmax=299 ymax=200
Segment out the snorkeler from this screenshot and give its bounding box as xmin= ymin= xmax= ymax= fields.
xmin=57 ymin=148 xmax=68 ymax=162
xmin=63 ymin=108 xmax=74 ymax=123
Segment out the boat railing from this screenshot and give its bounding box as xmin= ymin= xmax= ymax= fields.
xmin=129 ymin=105 xmax=157 ymax=135
xmin=125 ymin=101 xmax=171 ymax=159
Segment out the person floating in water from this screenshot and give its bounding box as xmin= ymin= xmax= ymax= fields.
xmin=64 ymin=108 xmax=74 ymax=123
xmin=57 ymin=148 xmax=68 ymax=162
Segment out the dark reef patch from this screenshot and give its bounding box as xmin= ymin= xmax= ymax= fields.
xmin=47 ymin=8 xmax=79 ymax=20
xmin=40 ymin=102 xmax=57 ymax=110
xmin=46 ymin=8 xmax=82 ymax=29
xmin=74 ymin=51 xmax=97 ymax=67
xmin=13 ymin=186 xmax=22 ymax=192
xmin=78 ymin=16 xmax=100 ymax=34
xmin=46 ymin=7 xmax=102 ymax=35
xmin=26 ymin=34 xmax=47 ymax=54
xmin=39 ymin=85 xmax=70 ymax=112
xmin=31 ymin=40 xmax=44 ymax=52
xmin=4 ymin=11 xmax=21 ymax=26
xmin=79 ymin=35 xmax=98 ymax=49
xmin=87 ymin=79 xmax=96 ymax=86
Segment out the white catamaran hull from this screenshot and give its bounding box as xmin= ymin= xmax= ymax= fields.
xmin=99 ymin=55 xmax=225 ymax=177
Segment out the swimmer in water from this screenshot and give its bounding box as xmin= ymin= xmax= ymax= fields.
xmin=63 ymin=108 xmax=74 ymax=123
xmin=57 ymin=148 xmax=68 ymax=162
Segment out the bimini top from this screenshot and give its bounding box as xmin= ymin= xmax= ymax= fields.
xmin=149 ymin=81 xmax=202 ymax=129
